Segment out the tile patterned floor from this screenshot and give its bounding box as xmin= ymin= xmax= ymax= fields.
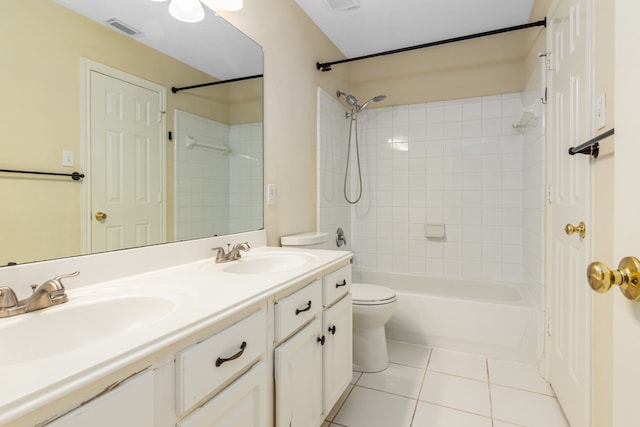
xmin=323 ymin=341 xmax=570 ymax=427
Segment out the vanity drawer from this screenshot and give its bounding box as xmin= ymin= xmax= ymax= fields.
xmin=176 ymin=308 xmax=266 ymax=416
xmin=322 ymin=264 xmax=352 ymax=307
xmin=275 ymin=279 xmax=322 ymax=342
xmin=177 ymin=361 xmax=268 ymax=427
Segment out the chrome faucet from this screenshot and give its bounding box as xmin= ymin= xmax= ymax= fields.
xmin=0 ymin=271 xmax=79 ymax=318
xmin=212 ymin=242 xmax=251 ymax=263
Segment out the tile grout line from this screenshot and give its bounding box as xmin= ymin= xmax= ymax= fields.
xmin=487 ymin=358 xmax=495 ymax=427
xmin=325 ymin=372 xmax=361 ymax=425
xmin=409 ymin=347 xmax=433 ymax=426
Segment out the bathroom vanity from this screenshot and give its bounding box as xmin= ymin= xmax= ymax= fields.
xmin=0 ymin=231 xmax=352 ymax=427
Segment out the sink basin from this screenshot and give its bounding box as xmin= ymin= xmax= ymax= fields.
xmin=221 ymin=252 xmax=317 ymax=274
xmin=0 ymin=294 xmax=178 ymax=365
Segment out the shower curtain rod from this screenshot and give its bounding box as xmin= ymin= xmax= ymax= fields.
xmin=172 ymin=74 xmax=263 ymax=94
xmin=316 ymin=18 xmax=547 ymax=72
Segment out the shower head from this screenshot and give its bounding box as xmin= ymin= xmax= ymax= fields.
xmin=337 ymin=90 xmax=387 ymax=115
xmin=337 ymin=90 xmax=359 ymax=107
xmin=359 ymin=94 xmax=386 ymax=111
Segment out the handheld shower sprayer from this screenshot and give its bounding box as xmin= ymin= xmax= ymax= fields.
xmin=337 ymin=91 xmax=386 ymax=114
xmin=335 ymin=90 xmax=387 ymax=204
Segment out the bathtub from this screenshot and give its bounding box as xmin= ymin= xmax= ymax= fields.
xmin=353 ymin=269 xmax=541 ymax=364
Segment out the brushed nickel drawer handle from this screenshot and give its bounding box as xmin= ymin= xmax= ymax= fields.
xmin=295 ymin=300 xmax=312 ymax=315
xmin=215 ymin=341 xmax=247 ymax=367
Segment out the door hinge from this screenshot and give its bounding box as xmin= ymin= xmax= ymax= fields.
xmin=547 ymin=317 xmax=553 ymax=336
xmin=547 ymin=185 xmax=553 ymax=204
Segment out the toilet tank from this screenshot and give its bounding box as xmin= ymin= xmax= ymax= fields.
xmin=280 ymin=232 xmax=331 ymax=249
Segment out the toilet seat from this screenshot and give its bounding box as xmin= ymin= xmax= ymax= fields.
xmin=351 ymin=283 xmax=397 ymax=306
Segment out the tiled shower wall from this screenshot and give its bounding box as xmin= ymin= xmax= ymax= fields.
xmin=175 ymin=110 xmax=262 ymax=240
xmin=318 ymin=86 xmax=544 ymax=292
xmin=317 ymin=89 xmax=352 ymax=248
xmin=521 ymin=62 xmax=546 ymax=307
xmin=228 ymin=122 xmax=264 ymax=234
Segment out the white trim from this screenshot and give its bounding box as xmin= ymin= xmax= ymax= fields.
xmin=79 ymin=59 xmax=167 ymax=253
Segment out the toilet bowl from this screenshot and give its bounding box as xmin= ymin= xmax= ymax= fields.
xmin=280 ymin=231 xmax=397 ymax=373
xmin=351 ymin=283 xmax=397 ymax=373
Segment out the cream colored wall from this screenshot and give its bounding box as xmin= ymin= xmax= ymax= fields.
xmin=1 ymin=0 xmax=243 ymax=264
xmin=220 ymin=0 xmax=349 ymax=246
xmin=348 ymin=35 xmax=526 ymax=106
xmin=346 ymin=0 xmax=550 ymax=107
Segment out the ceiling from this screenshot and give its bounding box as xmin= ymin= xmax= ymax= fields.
xmin=295 ymin=0 xmax=536 ymax=59
xmin=53 ymin=0 xmax=263 ymax=80
xmin=53 ymin=0 xmax=537 ymax=78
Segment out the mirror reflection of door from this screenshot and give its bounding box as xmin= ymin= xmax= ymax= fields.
xmin=88 ymin=65 xmax=166 ymax=253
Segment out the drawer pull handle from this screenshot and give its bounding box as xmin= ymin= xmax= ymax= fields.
xmin=317 ymin=335 xmax=326 ymax=346
xmin=295 ymin=300 xmax=312 ymax=315
xmin=328 ymin=325 xmax=336 ymax=335
xmin=336 ymin=280 xmax=347 ymax=288
xmin=215 ymin=341 xmax=247 ymax=367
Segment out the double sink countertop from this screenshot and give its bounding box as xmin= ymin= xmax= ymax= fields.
xmin=0 ymin=245 xmax=351 ymax=425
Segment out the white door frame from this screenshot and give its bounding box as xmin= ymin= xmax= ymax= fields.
xmin=79 ymin=59 xmax=167 ymax=254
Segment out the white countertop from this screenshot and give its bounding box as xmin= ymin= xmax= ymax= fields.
xmin=0 ymin=243 xmax=351 ymax=425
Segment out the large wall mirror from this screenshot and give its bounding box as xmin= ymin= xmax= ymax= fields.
xmin=1 ymin=0 xmax=264 ymax=266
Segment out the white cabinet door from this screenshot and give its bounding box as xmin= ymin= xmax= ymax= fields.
xmin=46 ymin=370 xmax=154 ymax=426
xmin=274 ymin=318 xmax=324 ymax=427
xmin=322 ymin=294 xmax=352 ymax=415
xmin=178 ymin=361 xmax=268 ymax=427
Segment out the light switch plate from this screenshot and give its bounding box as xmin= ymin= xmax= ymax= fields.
xmin=596 ymin=93 xmax=606 ymax=130
xmin=62 ymin=150 xmax=74 ymax=167
xmin=267 ymin=184 xmax=276 ymax=205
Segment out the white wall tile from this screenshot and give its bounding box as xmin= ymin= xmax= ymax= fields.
xmin=318 ymin=89 xmax=541 ymax=295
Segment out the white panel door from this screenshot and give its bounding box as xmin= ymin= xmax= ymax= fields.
xmin=322 ymin=294 xmax=352 ymax=416
xmin=274 ymin=318 xmax=324 ymax=427
xmin=90 ymin=70 xmax=164 ymax=253
xmin=546 ymin=0 xmax=592 ymax=425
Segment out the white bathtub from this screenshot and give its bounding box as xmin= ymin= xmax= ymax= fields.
xmin=353 ymin=269 xmax=541 ymax=364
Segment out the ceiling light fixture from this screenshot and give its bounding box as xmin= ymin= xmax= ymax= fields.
xmin=150 ymin=0 xmax=243 ymax=23
xmin=169 ymin=0 xmax=205 ymax=23
xmin=202 ymin=0 xmax=244 ymax=12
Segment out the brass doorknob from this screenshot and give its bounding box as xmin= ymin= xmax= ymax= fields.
xmin=95 ymin=212 xmax=108 ymax=221
xmin=565 ymin=221 xmax=586 ymax=238
xmin=587 ymin=256 xmax=640 ymax=301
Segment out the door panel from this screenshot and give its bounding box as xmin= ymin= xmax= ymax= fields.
xmin=546 ymin=0 xmax=592 ymax=425
xmin=90 ymin=71 xmax=164 ymax=253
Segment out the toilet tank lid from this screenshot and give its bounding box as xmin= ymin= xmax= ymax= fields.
xmin=280 ymin=232 xmax=329 ymax=246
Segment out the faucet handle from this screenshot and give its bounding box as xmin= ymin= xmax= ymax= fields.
xmin=0 ymin=287 xmax=18 ymax=309
xmin=38 ymin=271 xmax=79 ymax=297
xmin=52 ymin=271 xmax=80 ymax=284
xmin=212 ymin=247 xmax=227 ymax=261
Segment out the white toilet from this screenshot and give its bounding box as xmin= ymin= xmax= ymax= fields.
xmin=281 ymin=231 xmax=398 ymax=373
xmin=351 ymin=283 xmax=397 ymax=372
